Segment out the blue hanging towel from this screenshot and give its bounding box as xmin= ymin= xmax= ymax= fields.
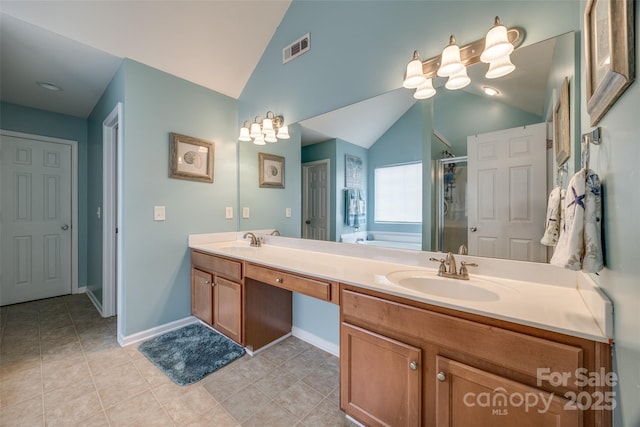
xmin=345 ymin=188 xmax=366 ymax=227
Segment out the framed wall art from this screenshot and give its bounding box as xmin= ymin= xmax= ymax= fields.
xmin=259 ymin=153 xmax=285 ymax=188
xmin=345 ymin=154 xmax=363 ymax=188
xmin=169 ymin=132 xmax=214 ymax=183
xmin=554 ymin=77 xmax=571 ymax=166
xmin=584 ymin=0 xmax=635 ymax=126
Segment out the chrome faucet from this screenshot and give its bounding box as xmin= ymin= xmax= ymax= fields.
xmin=445 ymin=252 xmax=457 ymax=275
xmin=270 ymin=229 xmax=280 ymax=236
xmin=243 ymin=232 xmax=261 ymax=247
xmin=429 ymin=252 xmax=478 ymax=280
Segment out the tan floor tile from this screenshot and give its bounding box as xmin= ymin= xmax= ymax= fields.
xmin=152 ymin=381 xmax=201 ymax=405
xmin=93 ymin=361 xmax=149 ymax=409
xmin=273 ymin=380 xmax=324 ymax=419
xmin=85 ymin=346 xmax=131 ymax=372
xmin=300 ymin=397 xmax=353 ymax=427
xmin=282 ymin=351 xmax=324 ymax=379
xmin=0 ymin=365 xmax=43 ymax=409
xmin=259 ymin=338 xmax=308 ymax=365
xmin=202 ymin=365 xmax=251 ymax=402
xmin=105 ymin=390 xmax=173 ymax=427
xmin=40 ymin=340 xmax=83 ymax=364
xmin=132 ymin=356 xmax=172 ymax=387
xmin=122 ymin=343 xmax=145 ymax=361
xmin=42 ymin=356 xmax=92 ymax=393
xmin=184 ymin=403 xmax=239 ymax=427
xmin=0 ymin=394 xmax=44 ymax=427
xmin=233 ymin=354 xmax=276 ymax=381
xmin=301 ymin=360 xmax=339 ymax=396
xmin=242 ymin=402 xmax=299 ymax=427
xmin=0 ymin=352 xmax=41 ymax=377
xmin=44 ymin=381 xmax=102 ymax=427
xmin=160 ymin=386 xmax=218 ymax=425
xmin=253 ymin=367 xmax=299 ymax=399
xmin=39 ymin=325 xmax=77 ymax=341
xmin=219 ymin=384 xmax=271 ymax=423
xmin=0 ymin=339 xmax=40 ymax=356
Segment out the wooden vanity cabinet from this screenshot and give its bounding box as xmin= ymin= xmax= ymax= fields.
xmin=191 ymin=268 xmax=213 ymax=324
xmin=340 ymin=285 xmax=612 ymax=427
xmin=191 ymin=250 xmax=244 ymax=344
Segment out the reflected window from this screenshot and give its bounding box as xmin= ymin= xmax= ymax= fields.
xmin=374 ymin=163 xmax=422 ymax=223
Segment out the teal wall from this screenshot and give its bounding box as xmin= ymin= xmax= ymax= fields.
xmin=0 ymin=101 xmax=89 ymax=289
xmin=582 ymin=2 xmax=640 ymax=425
xmin=120 ymin=59 xmax=238 ymax=335
xmin=434 ymin=91 xmax=542 ymax=156
xmin=86 ymin=63 xmax=125 ymax=305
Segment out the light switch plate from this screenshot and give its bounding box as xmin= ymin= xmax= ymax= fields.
xmin=225 ymin=207 xmax=233 ymax=219
xmin=285 ymin=208 xmax=292 ymax=218
xmin=242 ymin=207 xmax=250 ymax=219
xmin=154 ymin=206 xmax=166 ymax=221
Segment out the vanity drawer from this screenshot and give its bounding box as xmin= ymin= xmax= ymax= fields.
xmin=246 ymin=263 xmax=334 ymax=302
xmin=341 ymin=289 xmax=583 ymax=386
xmin=191 ymin=250 xmax=242 ymax=281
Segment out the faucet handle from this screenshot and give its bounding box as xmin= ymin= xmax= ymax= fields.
xmin=429 ymin=257 xmax=447 ymax=276
xmin=459 ymin=261 xmax=478 ymax=279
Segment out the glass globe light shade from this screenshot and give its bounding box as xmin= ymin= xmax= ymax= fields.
xmin=485 ymin=55 xmax=515 ymax=79
xmin=437 ymin=36 xmax=464 ymax=77
xmin=276 ymin=125 xmax=290 ymax=139
xmin=445 ymin=67 xmax=470 ymax=90
xmin=403 ymin=51 xmax=426 ymax=89
xmin=480 ymin=17 xmax=514 ymax=63
xmin=249 ymin=122 xmax=262 ymax=138
xmin=414 ymin=78 xmax=436 ymax=99
xmin=253 ymin=133 xmax=266 ymax=145
xmin=238 ymin=126 xmax=252 ymax=141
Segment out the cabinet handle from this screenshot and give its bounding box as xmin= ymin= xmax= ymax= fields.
xmin=436 ymin=371 xmax=446 ymax=382
xmin=204 ymin=280 xmax=210 ymax=285
xmin=275 ymin=277 xmax=283 ymax=283
xmin=409 ymin=361 xmax=418 ymax=371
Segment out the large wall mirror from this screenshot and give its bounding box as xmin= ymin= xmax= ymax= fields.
xmin=239 ymin=31 xmax=579 ymax=265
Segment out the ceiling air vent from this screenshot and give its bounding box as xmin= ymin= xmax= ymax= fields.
xmin=283 ymin=33 xmax=310 ymax=64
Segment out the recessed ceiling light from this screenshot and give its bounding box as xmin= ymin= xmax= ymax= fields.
xmin=482 ymin=86 xmax=499 ymax=96
xmin=37 ymin=81 xmax=63 ymax=91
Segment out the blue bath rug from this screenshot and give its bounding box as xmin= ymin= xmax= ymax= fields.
xmin=138 ymin=323 xmax=245 ymax=386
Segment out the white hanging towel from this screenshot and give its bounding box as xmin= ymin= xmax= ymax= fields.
xmin=540 ymin=187 xmax=565 ymax=246
xmin=550 ymin=168 xmax=603 ymax=272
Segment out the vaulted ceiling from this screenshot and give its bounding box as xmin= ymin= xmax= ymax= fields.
xmin=0 ymin=1 xmax=291 ymax=117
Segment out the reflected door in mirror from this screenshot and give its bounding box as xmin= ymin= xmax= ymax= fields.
xmin=302 ymin=161 xmax=330 ymax=240
xmin=467 ymin=123 xmax=547 ymax=262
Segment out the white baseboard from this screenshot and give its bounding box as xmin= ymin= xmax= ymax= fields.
xmin=76 ymin=286 xmax=87 ymax=294
xmin=292 ymin=326 xmax=339 ymax=357
xmin=119 ymin=316 xmax=198 ymax=347
xmin=85 ymin=288 xmax=104 ymax=316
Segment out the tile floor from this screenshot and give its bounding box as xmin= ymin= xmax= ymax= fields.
xmin=0 ymin=294 xmax=355 ymax=426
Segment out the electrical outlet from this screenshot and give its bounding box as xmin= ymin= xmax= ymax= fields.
xmin=285 ymin=208 xmax=292 ymax=218
xmin=242 ymin=207 xmax=250 ymax=218
xmin=154 ymin=206 xmax=166 ymax=221
xmin=225 ymin=207 xmax=233 ymax=219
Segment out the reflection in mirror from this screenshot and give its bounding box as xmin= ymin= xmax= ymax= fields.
xmin=281 ymin=32 xmax=576 ymax=263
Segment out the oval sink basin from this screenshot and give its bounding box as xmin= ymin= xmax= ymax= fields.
xmin=385 ymin=271 xmax=501 ymax=302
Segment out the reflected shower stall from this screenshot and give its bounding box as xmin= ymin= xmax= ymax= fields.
xmin=436 ymin=156 xmax=468 ymax=253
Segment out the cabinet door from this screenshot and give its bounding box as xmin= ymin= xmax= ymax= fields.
xmin=435 ymin=356 xmax=579 ymax=427
xmin=341 ymin=323 xmax=421 ymax=427
xmin=191 ymin=268 xmax=213 ymax=325
xmin=214 ymin=276 xmax=242 ymax=344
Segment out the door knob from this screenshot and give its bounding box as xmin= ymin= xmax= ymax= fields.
xmin=305 ymin=220 xmax=311 ymax=224
xmin=61 ymin=224 xmax=69 ymax=230
xmin=437 ymin=371 xmax=446 ymax=382
xmin=469 ymin=226 xmax=477 ymax=232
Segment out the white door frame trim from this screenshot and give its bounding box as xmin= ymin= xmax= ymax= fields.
xmin=0 ymin=129 xmax=79 ymax=295
xmin=102 ymin=103 xmax=123 ymax=319
xmin=302 ymin=159 xmax=331 ymax=240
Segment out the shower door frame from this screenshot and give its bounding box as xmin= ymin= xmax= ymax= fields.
xmin=435 ymin=156 xmax=468 ymax=253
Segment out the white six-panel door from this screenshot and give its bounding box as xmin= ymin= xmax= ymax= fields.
xmin=302 ymin=160 xmax=330 ymax=241
xmin=467 ymin=123 xmax=547 ymax=262
xmin=1 ymin=134 xmax=72 ymax=305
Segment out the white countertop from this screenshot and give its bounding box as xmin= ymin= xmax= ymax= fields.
xmin=189 ymin=232 xmax=613 ymax=343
